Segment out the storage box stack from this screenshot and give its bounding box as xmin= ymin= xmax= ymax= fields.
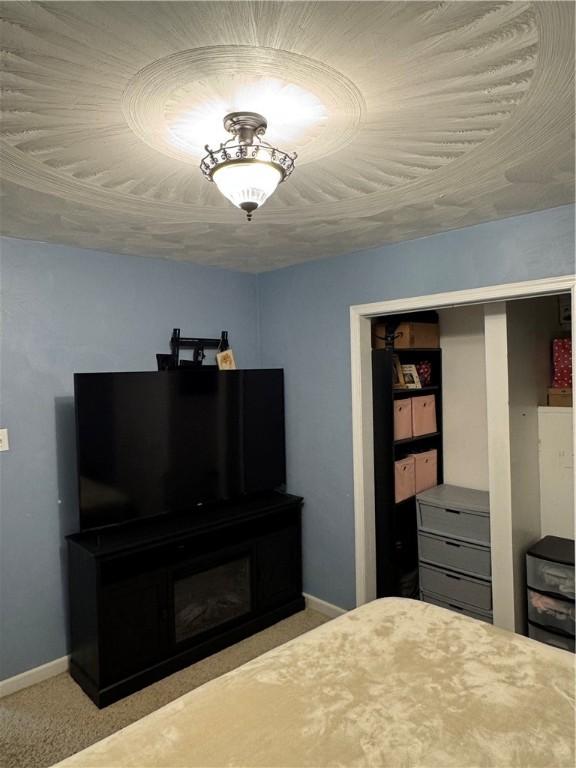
xmin=548 ymin=338 xmax=572 ymax=406
xmin=394 ymin=395 xmax=438 ymax=441
xmin=526 ymin=536 xmax=575 ymax=653
xmin=394 ymin=450 xmax=438 ymax=502
xmin=394 ymin=395 xmax=439 ymax=501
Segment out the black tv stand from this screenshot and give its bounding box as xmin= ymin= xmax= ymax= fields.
xmin=67 ymin=492 xmax=304 ymax=707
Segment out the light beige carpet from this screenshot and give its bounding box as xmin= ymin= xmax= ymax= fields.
xmin=1 ymin=608 xmax=329 ymax=768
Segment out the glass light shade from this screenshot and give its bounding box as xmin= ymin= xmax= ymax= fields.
xmin=212 ymin=161 xmax=283 ymax=210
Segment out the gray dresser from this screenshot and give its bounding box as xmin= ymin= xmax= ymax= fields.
xmin=416 ymin=484 xmax=492 ymax=623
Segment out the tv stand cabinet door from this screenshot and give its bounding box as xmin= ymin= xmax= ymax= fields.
xmin=99 ymin=571 xmax=168 ymax=685
xmin=255 ymin=522 xmax=302 ymax=610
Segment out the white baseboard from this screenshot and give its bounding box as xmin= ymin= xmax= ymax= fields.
xmin=0 ymin=598 xmax=345 ymax=698
xmin=0 ymin=655 xmax=69 ymax=698
xmin=304 ymin=593 xmax=347 ymax=618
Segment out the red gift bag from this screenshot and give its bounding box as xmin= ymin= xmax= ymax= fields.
xmin=415 ymin=361 xmax=432 ymax=386
xmin=552 ymin=339 xmax=572 ymax=388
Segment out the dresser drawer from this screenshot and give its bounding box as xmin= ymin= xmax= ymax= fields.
xmin=417 ymin=502 xmax=490 ymax=545
xmin=528 ymin=622 xmax=575 ymax=653
xmin=421 ymin=591 xmax=493 ymax=624
xmin=527 ymin=589 xmax=575 ymax=637
xmin=418 ymin=532 xmax=491 ymax=579
xmin=420 ymin=564 xmax=492 ymax=611
xmin=526 ymin=554 xmax=574 ymax=600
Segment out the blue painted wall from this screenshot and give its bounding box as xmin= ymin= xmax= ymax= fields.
xmin=258 ymin=206 xmax=575 ymax=610
xmin=1 ymin=205 xmax=574 ymax=678
xmin=0 ymin=238 xmax=259 ymax=679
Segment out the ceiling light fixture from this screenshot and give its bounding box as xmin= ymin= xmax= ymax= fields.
xmin=200 ymin=112 xmax=296 ymax=221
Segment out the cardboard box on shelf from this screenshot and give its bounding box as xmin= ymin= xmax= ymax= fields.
xmin=547 ymin=388 xmax=572 ymax=407
xmin=371 ymin=323 xmax=390 ymax=350
xmin=394 ymin=322 xmax=439 ymax=349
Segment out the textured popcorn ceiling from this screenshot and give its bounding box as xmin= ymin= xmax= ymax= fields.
xmin=0 ymin=1 xmax=574 ymax=272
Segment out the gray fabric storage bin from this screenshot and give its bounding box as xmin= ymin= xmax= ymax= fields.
xmin=418 ymin=532 xmax=491 ymax=579
xmin=421 ymin=591 xmax=493 ymax=624
xmin=420 ymin=564 xmax=492 ymax=611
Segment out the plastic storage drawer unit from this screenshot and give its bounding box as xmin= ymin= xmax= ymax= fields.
xmin=420 ymin=564 xmax=492 ymax=612
xmin=527 ymin=557 xmax=574 ymax=599
xmin=417 ymin=484 xmax=492 ymax=622
xmin=526 ymin=536 xmax=574 ymax=600
xmin=417 ymin=485 xmax=490 ymax=546
xmin=421 ymin=591 xmax=493 ymax=624
xmin=418 ymin=532 xmax=491 ymax=580
xmin=527 ymin=589 xmax=575 ymax=637
xmin=528 ymin=623 xmax=575 ymax=652
xmin=525 ymin=535 xmax=575 ymax=652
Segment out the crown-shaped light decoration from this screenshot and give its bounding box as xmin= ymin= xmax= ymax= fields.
xmin=200 ymin=112 xmax=296 ymax=221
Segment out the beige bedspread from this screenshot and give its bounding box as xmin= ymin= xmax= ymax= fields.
xmin=53 ymin=598 xmax=575 ymax=768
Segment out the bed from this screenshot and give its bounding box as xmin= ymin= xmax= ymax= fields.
xmin=52 ymin=598 xmax=574 ymax=767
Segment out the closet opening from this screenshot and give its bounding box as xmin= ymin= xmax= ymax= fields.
xmin=351 ymin=277 xmax=574 ymax=638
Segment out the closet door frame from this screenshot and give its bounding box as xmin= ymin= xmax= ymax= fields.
xmin=351 ymin=275 xmax=575 ymax=629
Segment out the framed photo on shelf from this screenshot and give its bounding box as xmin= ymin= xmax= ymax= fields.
xmin=392 ymin=355 xmax=406 ymax=388
xmin=216 ymin=349 xmax=237 ymax=370
xmin=401 ymin=364 xmax=421 ymax=389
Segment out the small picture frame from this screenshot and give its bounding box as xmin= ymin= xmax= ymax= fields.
xmin=392 ymin=355 xmax=406 ymax=388
xmin=401 ymin=364 xmax=421 ymax=389
xmin=216 ymin=349 xmax=237 ymax=370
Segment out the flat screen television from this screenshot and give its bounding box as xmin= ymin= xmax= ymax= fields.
xmin=74 ymin=369 xmax=285 ymax=531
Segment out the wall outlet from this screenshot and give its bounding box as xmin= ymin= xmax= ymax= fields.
xmin=0 ymin=428 xmax=9 ymax=452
